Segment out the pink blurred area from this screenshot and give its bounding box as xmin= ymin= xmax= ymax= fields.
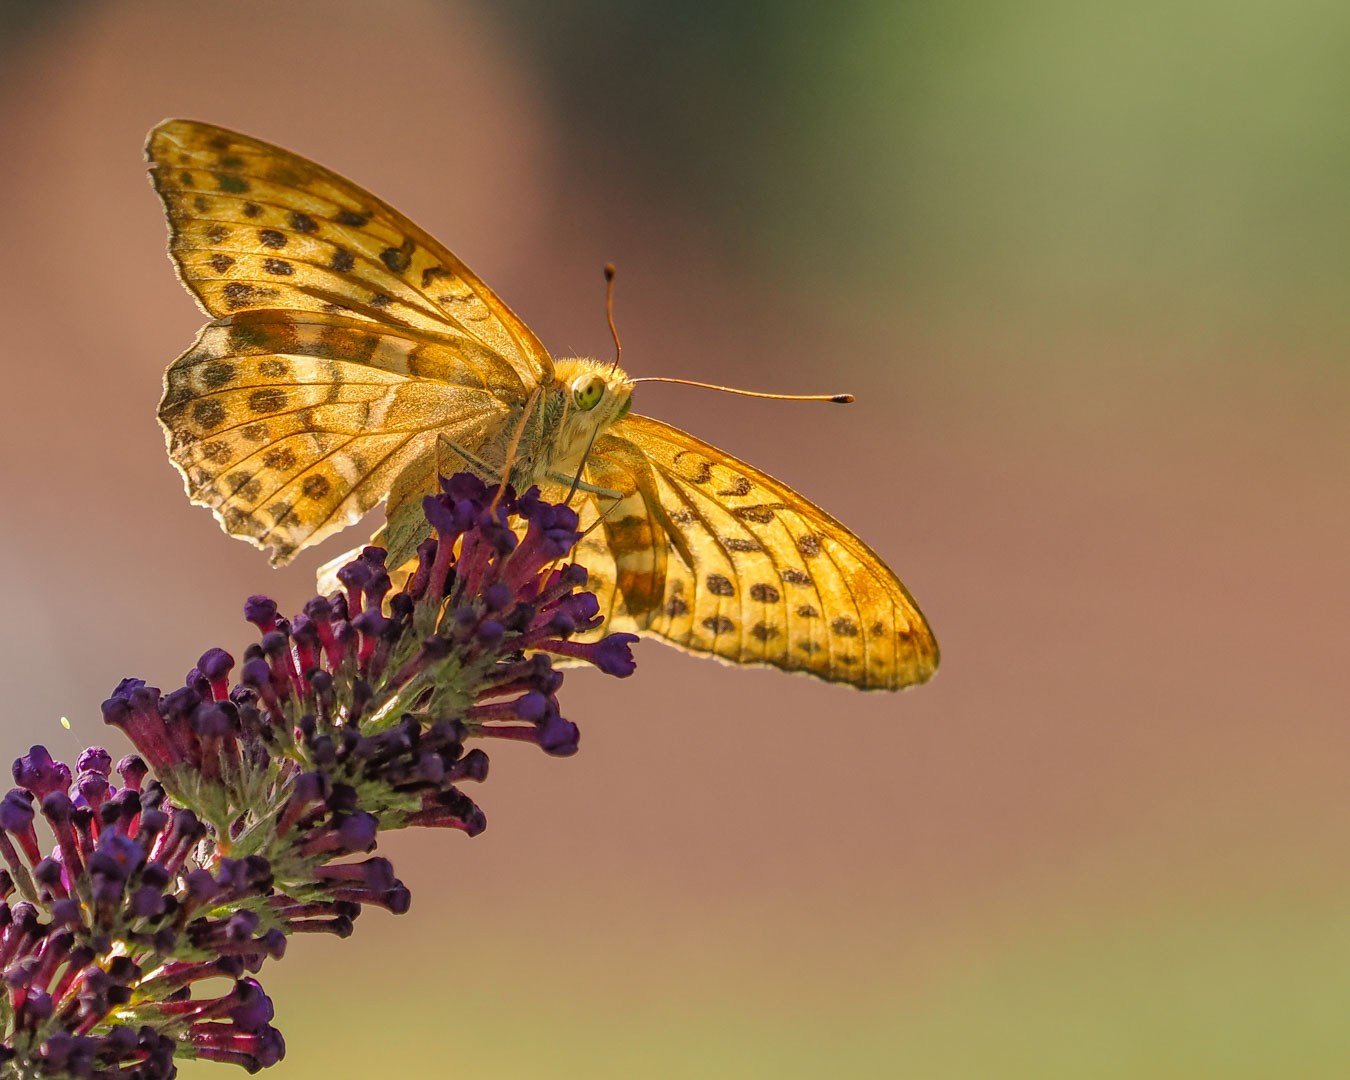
xmin=0 ymin=0 xmax=1347 ymax=1074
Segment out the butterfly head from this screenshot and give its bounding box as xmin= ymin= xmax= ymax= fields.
xmin=557 ymin=357 xmax=634 ymax=426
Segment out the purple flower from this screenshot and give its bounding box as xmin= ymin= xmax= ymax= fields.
xmin=0 ymin=476 xmax=637 ymax=1077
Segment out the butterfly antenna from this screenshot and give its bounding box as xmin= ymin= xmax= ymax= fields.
xmin=605 ymin=263 xmax=623 ymax=373
xmin=629 ymin=376 xmax=853 ymax=404
xmin=490 ymin=389 xmax=540 ymax=513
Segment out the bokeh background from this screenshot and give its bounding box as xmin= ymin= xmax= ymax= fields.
xmin=1 ymin=1 xmax=1347 ymax=1076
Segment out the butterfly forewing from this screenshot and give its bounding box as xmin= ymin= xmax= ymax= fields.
xmin=582 ymin=416 xmax=938 ymax=691
xmin=146 ymin=119 xmax=553 ymax=386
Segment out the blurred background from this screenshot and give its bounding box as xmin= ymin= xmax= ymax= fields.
xmin=1 ymin=1 xmax=1347 ymax=1076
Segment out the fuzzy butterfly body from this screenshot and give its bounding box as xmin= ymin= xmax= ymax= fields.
xmin=148 ymin=119 xmax=938 ymax=691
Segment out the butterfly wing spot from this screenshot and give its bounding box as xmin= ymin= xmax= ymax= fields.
xmin=247 ymin=388 xmax=288 ymax=413
xmin=796 ymin=604 xmax=819 ymax=618
xmin=751 ymin=623 xmax=779 ymax=641
xmin=831 ymin=617 xmax=860 ymax=637
xmin=722 ymin=537 xmax=762 ymax=552
xmin=702 ymin=616 xmax=735 ymax=635
xmin=749 ymin=583 xmax=780 ymax=603
xmin=191 ymin=400 xmax=226 ymax=428
xmin=262 ymin=258 xmax=294 ymax=276
xmin=380 ymin=238 xmax=415 ymax=273
xmin=705 ymin=574 xmax=735 ymax=597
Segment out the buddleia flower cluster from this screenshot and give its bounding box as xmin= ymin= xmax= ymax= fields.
xmin=0 ymin=475 xmax=636 ymax=1078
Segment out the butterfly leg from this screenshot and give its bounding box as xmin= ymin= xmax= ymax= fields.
xmin=545 ymin=472 xmax=625 ymax=500
xmin=435 ymin=433 xmax=503 ymax=482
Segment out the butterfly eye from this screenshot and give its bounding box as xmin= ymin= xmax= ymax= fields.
xmin=572 ymin=373 xmax=606 ymax=411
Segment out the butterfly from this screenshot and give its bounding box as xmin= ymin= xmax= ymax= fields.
xmin=147 ymin=119 xmax=938 ymax=691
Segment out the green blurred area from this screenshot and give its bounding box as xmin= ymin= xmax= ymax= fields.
xmin=180 ymin=894 xmax=1350 ymax=1080
xmin=504 ymin=0 xmax=1350 ymax=341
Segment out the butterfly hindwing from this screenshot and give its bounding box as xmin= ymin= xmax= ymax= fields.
xmin=581 ymin=415 xmax=939 ymax=691
xmin=159 ymin=309 xmax=518 ymax=565
xmin=146 ymin=119 xmax=553 ymax=387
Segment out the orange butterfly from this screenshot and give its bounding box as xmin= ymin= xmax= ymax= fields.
xmin=148 ymin=120 xmax=938 ymax=691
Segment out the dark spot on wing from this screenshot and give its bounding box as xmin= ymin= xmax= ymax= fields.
xmin=329 ymin=248 xmax=355 ymax=273
xmin=258 ymin=228 xmax=287 ymax=249
xmin=831 ymin=617 xmax=860 ymax=637
xmin=258 ymin=359 xmax=289 ymax=377
xmin=723 ymin=537 xmax=762 ymax=553
xmin=783 ymin=569 xmax=813 ymax=586
xmin=193 ymin=195 xmax=210 ymax=212
xmin=674 ymin=452 xmax=713 ymax=484
xmin=289 ymin=211 xmax=319 ymax=233
xmin=369 ymin=293 xmax=393 ymax=309
xmin=240 ymin=423 xmax=269 ymax=442
xmin=208 ymin=254 xmax=234 ymax=273
xmin=228 ymin=322 xmax=270 ymax=351
xmin=702 ymin=616 xmax=735 ymax=634
xmin=796 ymin=604 xmax=819 ymax=618
xmin=302 ymin=475 xmax=332 ymax=499
xmin=205 ymin=224 xmax=229 ymax=243
xmin=749 ymin=583 xmax=780 ymax=603
xmin=870 ymin=622 xmax=887 ymax=637
xmin=248 ymin=388 xmax=288 ymax=413
xmin=262 ymin=258 xmax=294 ymax=276
xmin=751 ymin=623 xmax=780 ymax=641
xmin=242 ymin=203 xmax=262 ymax=218
xmin=336 ymin=209 xmax=369 ymax=227
xmin=717 ymin=476 xmax=752 ymax=497
xmin=797 ymin=534 xmax=822 ymax=557
xmin=797 ymin=641 xmax=822 ymax=654
xmin=380 ymin=241 xmax=413 ymax=273
xmin=200 ymin=440 xmax=232 ymax=464
xmin=263 ymin=448 xmax=296 ymax=470
xmin=192 ymin=400 xmax=226 ymax=428
xmin=179 ymin=171 xmax=194 ymax=186
xmin=216 ymin=174 xmax=249 ymax=194
xmin=222 ymin=507 xmax=258 ymax=535
xmin=422 ymin=266 xmax=454 ymax=288
xmin=705 ymin=574 xmax=735 ymax=597
xmin=201 ymin=362 xmax=235 ymax=389
xmin=665 ymin=596 xmax=689 ymax=618
xmin=223 ymin=283 xmax=259 ymax=309
xmin=733 ymin=505 xmax=776 ymax=524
